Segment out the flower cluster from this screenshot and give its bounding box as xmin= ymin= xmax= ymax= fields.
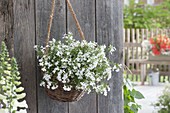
xmin=35 ymin=32 xmax=121 ymax=96
xmin=0 ymin=42 xmax=28 ymax=113
xmin=142 ymin=35 xmax=170 ymax=55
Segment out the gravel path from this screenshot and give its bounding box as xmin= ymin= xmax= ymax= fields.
xmin=134 ymin=84 xmax=165 ymax=113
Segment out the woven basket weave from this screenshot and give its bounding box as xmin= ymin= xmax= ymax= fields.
xmin=45 ymin=82 xmax=85 ymax=102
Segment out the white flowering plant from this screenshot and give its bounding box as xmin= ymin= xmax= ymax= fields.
xmin=0 ymin=42 xmax=28 ymax=113
xmin=34 ymin=33 xmax=121 ymax=96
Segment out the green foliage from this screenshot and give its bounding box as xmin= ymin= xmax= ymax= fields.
xmin=153 ymin=0 xmax=170 ymax=28
xmin=124 ymin=0 xmax=170 ymax=29
xmin=154 ymin=84 xmax=170 ymax=113
xmin=0 ymin=42 xmax=28 ymax=113
xmin=124 ymin=79 xmax=144 ymax=113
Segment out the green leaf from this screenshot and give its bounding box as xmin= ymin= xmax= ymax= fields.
xmin=132 ymin=89 xmax=145 ymax=99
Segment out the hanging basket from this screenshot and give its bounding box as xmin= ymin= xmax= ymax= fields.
xmin=45 ymin=82 xmax=85 ymax=102
xmin=43 ymin=0 xmax=85 ymax=102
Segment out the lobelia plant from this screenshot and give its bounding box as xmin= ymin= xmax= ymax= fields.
xmin=0 ymin=42 xmax=28 ymax=113
xmin=34 ymin=32 xmax=122 ymax=96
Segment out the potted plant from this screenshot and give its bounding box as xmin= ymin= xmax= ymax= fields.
xmin=34 ymin=32 xmax=122 ymax=102
xmin=142 ymin=34 xmax=170 ymax=60
xmin=0 ymin=42 xmax=28 ymax=113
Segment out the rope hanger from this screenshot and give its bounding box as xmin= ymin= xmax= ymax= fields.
xmin=45 ymin=0 xmax=85 ymax=47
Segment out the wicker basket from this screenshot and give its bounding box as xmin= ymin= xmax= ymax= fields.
xmin=45 ymin=82 xmax=85 ymax=102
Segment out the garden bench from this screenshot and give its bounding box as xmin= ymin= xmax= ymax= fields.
xmin=129 ymin=59 xmax=170 ymax=85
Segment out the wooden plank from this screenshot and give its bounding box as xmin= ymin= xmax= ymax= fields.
xmin=124 ymin=43 xmax=141 ymax=47
xmin=126 ymin=29 xmax=130 ymax=78
xmin=13 ymin=0 xmax=37 ymax=113
xmin=0 ymin=0 xmax=6 ymax=48
xmin=96 ymin=0 xmax=123 ymax=113
xmin=136 ymin=29 xmax=139 ymax=59
xmin=0 ymin=0 xmax=14 ymax=57
xmin=123 ymin=29 xmax=125 ymax=66
xmin=131 ymin=29 xmax=135 ymax=81
xmin=67 ymin=0 xmax=96 ymax=113
xmin=136 ymin=29 xmax=140 ymax=81
xmin=141 ymin=64 xmax=146 ymax=85
xmin=67 ymin=0 xmax=95 ymax=42
xmin=141 ymin=29 xmax=145 ymax=59
xmin=36 ymin=0 xmax=68 ymax=113
xmin=129 ymin=59 xmax=170 ymax=65
xmin=131 ymin=29 xmax=135 ymax=59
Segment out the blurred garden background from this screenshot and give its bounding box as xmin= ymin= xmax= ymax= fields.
xmin=123 ymin=0 xmax=170 ymax=113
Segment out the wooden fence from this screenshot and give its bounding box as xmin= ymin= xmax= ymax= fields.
xmin=0 ymin=0 xmax=123 ymax=113
xmin=123 ymin=29 xmax=170 ymax=82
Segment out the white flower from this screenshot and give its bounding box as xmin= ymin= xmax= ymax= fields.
xmin=34 ymin=45 xmax=38 ymax=49
xmin=14 ymin=100 xmax=28 ymax=108
xmin=141 ymin=40 xmax=152 ymax=51
xmin=118 ymin=64 xmax=122 ymax=68
xmin=40 ymin=81 xmax=45 ymax=87
xmin=103 ymin=90 xmax=107 ymax=96
xmin=55 ymin=62 xmax=59 ymax=66
xmin=109 ymin=45 xmax=116 ymax=54
xmin=41 ymin=67 xmax=46 ymax=72
xmin=89 ymin=75 xmax=95 ymax=81
xmin=57 ymin=75 xmax=62 ymax=82
xmin=51 ymin=85 xmax=58 ymax=90
xmin=112 ymin=65 xmax=117 ymax=70
xmin=115 ymin=68 xmax=120 ymax=72
xmin=107 ymin=71 xmax=112 ymax=80
xmin=46 ymin=84 xmax=50 ymax=89
xmin=107 ymin=86 xmax=110 ymax=92
xmin=52 ymin=67 xmax=58 ymax=74
xmin=52 ymin=38 xmax=56 ymax=43
xmin=80 ymin=82 xmax=88 ymax=88
xmin=96 ymin=77 xmax=101 ymax=82
xmin=63 ymin=74 xmax=68 ymax=79
xmin=43 ymin=74 xmax=51 ymax=81
xmin=90 ymin=82 xmax=95 ymax=86
xmin=78 ymin=76 xmax=83 ymax=80
xmin=63 ymin=85 xmax=72 ymax=91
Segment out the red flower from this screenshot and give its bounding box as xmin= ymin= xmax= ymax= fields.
xmin=149 ymin=35 xmax=170 ymax=55
xmin=152 ymin=47 xmax=161 ymax=55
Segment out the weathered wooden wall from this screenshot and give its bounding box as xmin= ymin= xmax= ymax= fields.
xmin=0 ymin=0 xmax=123 ymax=113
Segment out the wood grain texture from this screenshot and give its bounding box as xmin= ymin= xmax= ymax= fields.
xmin=0 ymin=0 xmax=5 ymax=48
xmin=0 ymin=0 xmax=14 ymax=57
xmin=96 ymin=0 xmax=123 ymax=113
xmin=67 ymin=0 xmax=95 ymax=42
xmin=67 ymin=1 xmax=96 ymax=113
xmin=36 ymin=0 xmax=68 ymax=113
xmin=13 ymin=0 xmax=37 ymax=113
xmin=0 ymin=0 xmax=123 ymax=112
